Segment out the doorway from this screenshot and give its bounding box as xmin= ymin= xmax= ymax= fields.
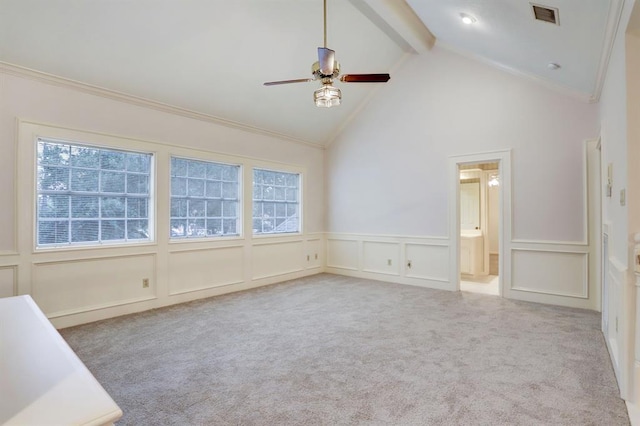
xmin=448 ymin=150 xmax=512 ymax=297
xmin=459 ymin=162 xmax=500 ymax=295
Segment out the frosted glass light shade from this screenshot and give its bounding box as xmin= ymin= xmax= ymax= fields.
xmin=314 ymin=84 xmax=341 ymax=108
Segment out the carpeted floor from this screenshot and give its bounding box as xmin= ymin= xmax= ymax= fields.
xmin=60 ymin=274 xmax=629 ymax=425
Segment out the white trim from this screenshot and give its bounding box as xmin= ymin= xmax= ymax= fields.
xmin=10 ymin=117 xmax=19 ymax=254
xmin=0 ymin=257 xmax=19 ymax=268
xmin=168 ymin=280 xmax=245 ymax=297
xmin=626 ymin=400 xmax=640 ymax=426
xmin=0 ymin=62 xmax=324 ymax=150
xmin=167 ymin=243 xmax=245 ymax=254
xmin=251 ymin=268 xmax=306 ymax=281
xmin=251 ymin=238 xmax=305 ymax=247
xmin=510 ymin=250 xmax=589 ymax=299
xmin=326 ymin=264 xmax=359 ymax=272
xmin=511 ymin=241 xmax=589 ymax=253
xmin=19 ymin=119 xmax=314 ymax=168
xmin=324 ymin=267 xmax=452 ymax=291
xmin=449 ymin=149 xmax=512 ymax=297
xmin=325 ymin=232 xmax=448 ymax=245
xmin=46 ymin=295 xmax=158 ymax=319
xmin=592 ymin=0 xmax=627 ymax=102
xmin=30 ymin=252 xmax=158 ymax=266
xmin=0 ymin=265 xmax=18 ymax=297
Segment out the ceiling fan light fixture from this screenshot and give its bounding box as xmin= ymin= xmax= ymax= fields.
xmin=314 ymin=83 xmax=341 ymax=108
xmin=460 ymin=13 xmax=476 ymax=25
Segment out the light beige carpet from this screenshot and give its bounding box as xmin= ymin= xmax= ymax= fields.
xmin=61 ymin=274 xmax=629 ymax=425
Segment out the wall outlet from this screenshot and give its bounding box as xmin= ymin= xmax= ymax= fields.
xmin=315 ymin=253 xmax=318 ymax=260
xmin=620 ymin=189 xmax=626 ymax=206
xmin=387 ymin=259 xmax=392 ymax=266
xmin=142 ymin=278 xmax=149 ymax=288
xmin=307 ymin=255 xmax=310 ymax=261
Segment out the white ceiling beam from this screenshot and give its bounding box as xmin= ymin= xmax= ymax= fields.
xmin=348 ymin=0 xmax=436 ymax=54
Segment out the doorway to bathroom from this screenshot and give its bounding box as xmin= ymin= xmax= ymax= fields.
xmin=448 ymin=149 xmax=511 ymax=298
xmin=459 ymin=162 xmax=500 ymax=295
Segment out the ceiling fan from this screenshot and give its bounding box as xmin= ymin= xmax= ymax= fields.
xmin=263 ymin=0 xmax=391 ymax=108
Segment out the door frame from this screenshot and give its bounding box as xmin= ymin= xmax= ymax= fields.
xmin=448 ymin=150 xmax=512 ymax=294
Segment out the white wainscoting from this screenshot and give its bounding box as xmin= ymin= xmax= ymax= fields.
xmin=0 ymin=265 xmax=17 ymax=298
xmin=0 ymin=253 xmax=19 ymax=299
xmin=326 ymin=234 xmax=451 ymax=290
xmin=252 ymin=239 xmax=305 ymax=280
xmin=31 ymin=254 xmax=157 ymax=318
xmin=14 ymin=121 xmax=325 ymax=328
xmin=19 ymin=234 xmax=324 ymax=328
xmin=326 ymin=234 xmax=597 ymax=310
xmin=404 ymin=243 xmax=449 ymax=282
xmin=326 ymin=239 xmax=359 ymax=271
xmin=168 ymin=245 xmax=244 ymax=295
xmin=362 ymin=241 xmax=400 ymax=276
xmin=305 ymin=238 xmax=323 ymax=270
xmin=602 ymin=253 xmax=634 ymax=401
xmin=511 ymin=250 xmax=588 ymax=298
xmin=504 ymin=240 xmax=595 ymax=310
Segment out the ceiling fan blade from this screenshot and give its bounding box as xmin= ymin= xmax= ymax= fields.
xmin=263 ymin=78 xmax=313 ymax=86
xmin=340 ymin=74 xmax=391 ymax=83
xmin=318 ymin=47 xmax=335 ymax=75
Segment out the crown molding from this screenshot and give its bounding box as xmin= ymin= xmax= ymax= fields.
xmin=435 ymin=42 xmax=593 ymax=104
xmin=591 ymin=0 xmax=626 ymax=103
xmin=0 ymin=62 xmax=324 ymax=151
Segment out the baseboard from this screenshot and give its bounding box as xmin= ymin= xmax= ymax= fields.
xmin=627 ymin=401 xmax=640 ymax=425
xmin=50 ymin=268 xmax=323 ymax=329
xmin=325 ymin=267 xmax=453 ymax=292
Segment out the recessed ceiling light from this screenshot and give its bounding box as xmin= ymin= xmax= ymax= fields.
xmin=460 ymin=13 xmax=476 ymax=25
xmin=547 ymin=62 xmax=561 ymax=70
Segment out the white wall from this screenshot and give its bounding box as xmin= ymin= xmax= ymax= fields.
xmin=326 ymin=45 xmax=599 ymax=309
xmin=0 ymin=69 xmax=325 ymax=327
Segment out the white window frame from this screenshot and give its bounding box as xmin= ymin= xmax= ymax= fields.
xmin=33 ymin=136 xmax=155 ymax=250
xmin=252 ymin=168 xmax=301 ymax=236
xmin=169 ymin=156 xmax=242 ymax=240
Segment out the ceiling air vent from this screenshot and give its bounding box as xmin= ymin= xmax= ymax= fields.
xmin=531 ymin=3 xmax=559 ymax=25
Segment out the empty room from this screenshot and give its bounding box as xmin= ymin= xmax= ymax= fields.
xmin=1 ymin=0 xmax=640 ymax=424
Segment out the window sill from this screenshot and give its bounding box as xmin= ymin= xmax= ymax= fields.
xmin=33 ymin=240 xmax=158 ymax=255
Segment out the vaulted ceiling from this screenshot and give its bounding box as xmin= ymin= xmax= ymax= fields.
xmin=0 ymin=0 xmax=622 ymax=147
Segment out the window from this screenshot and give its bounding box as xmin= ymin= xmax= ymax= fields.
xmin=253 ymin=169 xmax=300 ymax=234
xmin=36 ymin=139 xmax=152 ymax=247
xmin=170 ymin=157 xmax=240 ymax=238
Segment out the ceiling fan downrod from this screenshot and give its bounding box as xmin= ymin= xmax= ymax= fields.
xmin=323 ymin=0 xmax=327 ymax=48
